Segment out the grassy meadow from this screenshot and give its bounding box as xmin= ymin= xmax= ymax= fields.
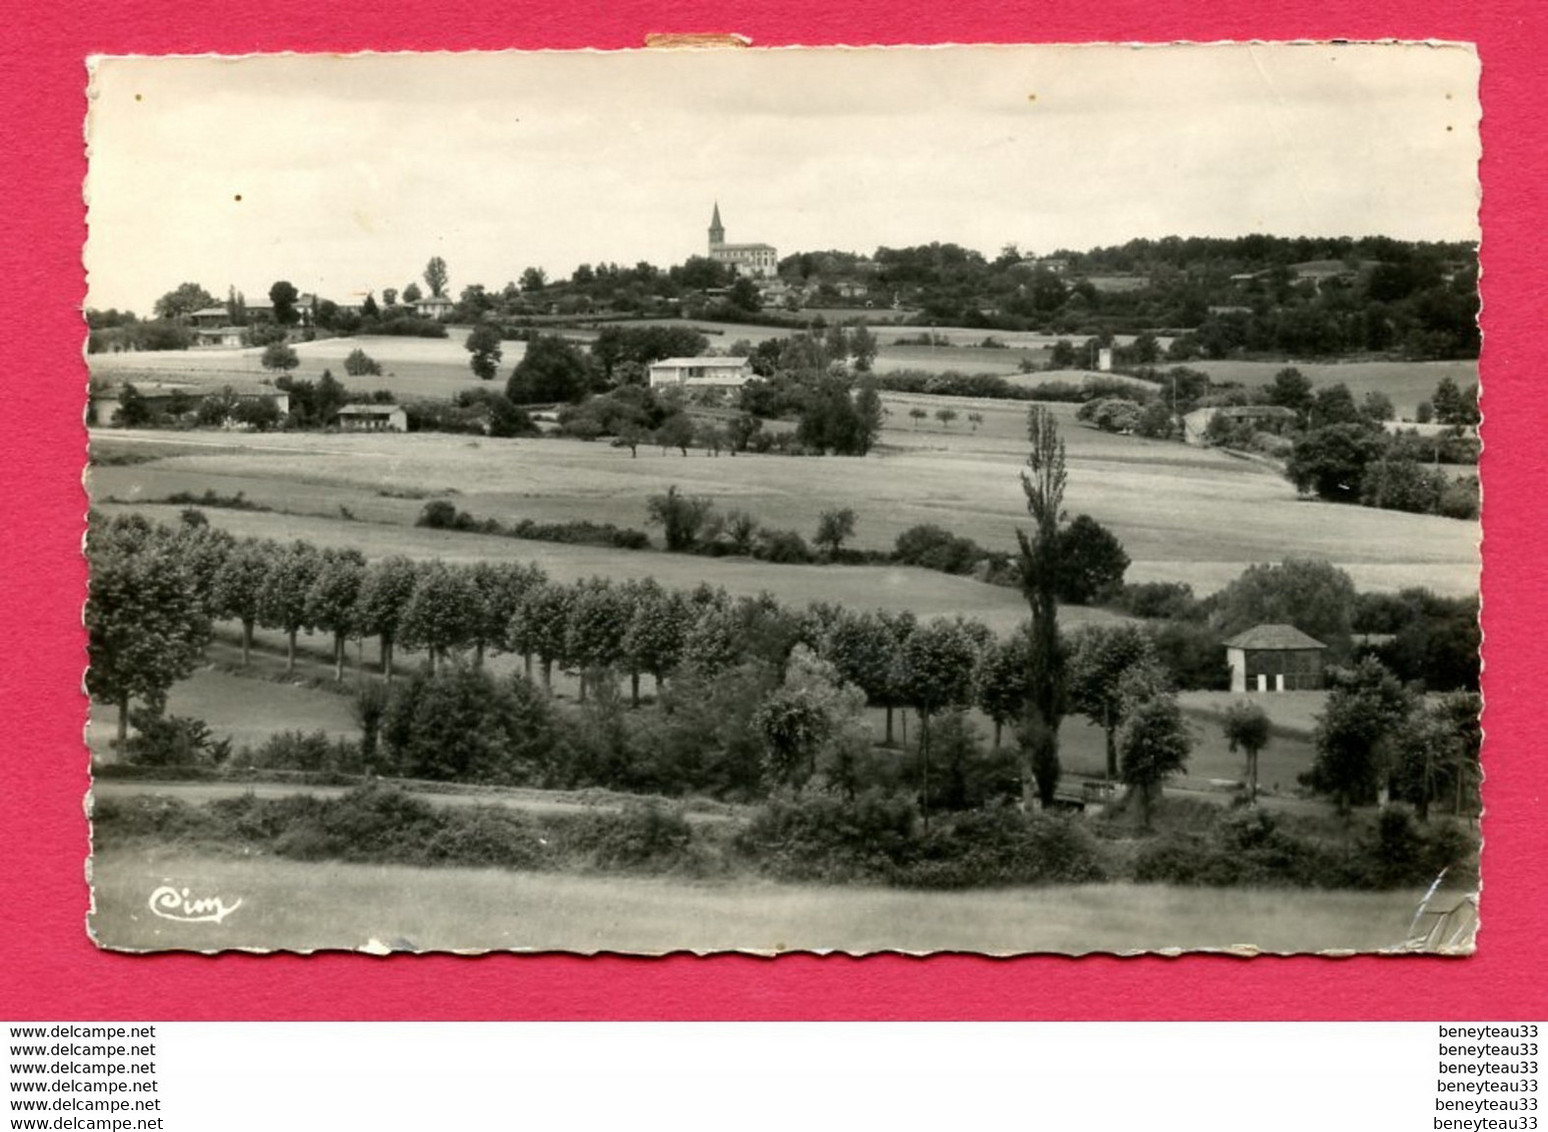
xmin=88 ymin=850 xmax=1437 ymax=954
xmin=90 ymin=390 xmax=1478 ymax=598
xmin=90 ymin=332 xmax=507 ymax=402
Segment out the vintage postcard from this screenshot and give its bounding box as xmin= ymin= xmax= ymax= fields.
xmin=83 ymin=44 xmax=1481 ymax=954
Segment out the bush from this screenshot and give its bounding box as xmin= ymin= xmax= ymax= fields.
xmin=1128 ymin=804 xmax=1477 ymax=890
xmin=1132 ymin=400 xmax=1177 ymax=439
xmin=897 ymin=806 xmax=1108 ymax=889
xmin=1132 ymin=811 xmax=1344 ymax=888
xmin=364 ymin=315 xmax=448 ymax=338
xmin=1021 ymin=381 xmax=1086 ymax=402
xmin=1360 ymin=456 xmax=1447 ymax=515
xmin=244 ymin=730 xmax=362 ymax=774
xmin=1117 ymin=581 xmax=1204 ymax=621
xmin=455 ymin=389 xmax=538 ymax=438
xmin=735 ymin=790 xmax=921 ymax=883
xmin=508 ymin=518 xmax=650 ymax=550
xmin=753 ymin=527 xmax=814 ymax=564
xmin=91 ymin=794 xmax=223 ymax=842
xmin=416 ymin=500 xmax=461 ymax=529
xmin=1438 ymin=476 xmax=1480 ymax=521
xmin=1359 ymin=805 xmax=1476 ymax=889
xmin=123 ymin=711 xmax=231 ymax=767
xmin=556 ymin=802 xmax=696 ymax=871
xmin=893 ymin=524 xmax=982 ymax=574
xmin=734 ymin=791 xmax=1107 ymax=888
xmin=403 ymin=401 xmax=494 ymax=435
xmin=271 ymin=785 xmax=444 ymax=862
xmin=164 ymin=489 xmax=270 ymax=512
xmin=1080 ymin=397 xmax=1143 ymax=434
xmin=344 ymin=348 xmax=382 ymax=377
xmin=421 ymin=805 xmax=546 ymax=869
xmin=416 ymin=500 xmax=650 ymax=550
xmin=871 ymin=370 xmax=1030 ymax=401
xmin=1146 ymin=620 xmax=1232 ymax=690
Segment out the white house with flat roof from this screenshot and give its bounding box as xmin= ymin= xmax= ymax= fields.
xmin=647 ymin=356 xmax=754 ymax=391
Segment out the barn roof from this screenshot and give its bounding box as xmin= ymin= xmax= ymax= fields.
xmin=1223 ymin=623 xmax=1328 ymax=651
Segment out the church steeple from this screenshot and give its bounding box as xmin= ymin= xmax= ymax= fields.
xmin=708 ymin=202 xmax=725 ymax=249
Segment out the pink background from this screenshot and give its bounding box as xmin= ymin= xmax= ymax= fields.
xmin=3 ymin=2 xmax=1540 ymax=1021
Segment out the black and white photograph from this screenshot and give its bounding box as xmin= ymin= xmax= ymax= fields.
xmin=82 ymin=44 xmax=1482 ymax=955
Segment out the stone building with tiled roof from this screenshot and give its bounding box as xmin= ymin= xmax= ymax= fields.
xmin=1223 ymin=623 xmax=1328 ymax=693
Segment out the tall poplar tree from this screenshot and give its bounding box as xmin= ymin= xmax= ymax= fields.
xmin=1016 ymin=407 xmax=1069 ymax=807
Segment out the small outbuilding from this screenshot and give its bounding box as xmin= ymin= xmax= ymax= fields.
xmin=337 ymin=404 xmax=408 ymax=432
xmin=1223 ymin=623 xmax=1328 ymax=693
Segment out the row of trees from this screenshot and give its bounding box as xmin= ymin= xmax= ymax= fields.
xmin=90 ymin=502 xmax=1209 ymax=817
xmin=108 ymin=229 xmax=1476 ymax=361
xmin=89 ymin=527 xmax=1475 ymax=825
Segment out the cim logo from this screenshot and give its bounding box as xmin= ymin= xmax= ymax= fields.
xmin=148 ymin=885 xmax=243 ymax=924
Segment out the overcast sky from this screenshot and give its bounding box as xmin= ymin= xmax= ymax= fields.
xmin=85 ymin=43 xmax=1481 ymax=313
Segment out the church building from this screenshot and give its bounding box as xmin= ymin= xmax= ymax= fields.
xmin=707 ymin=203 xmax=778 ymax=279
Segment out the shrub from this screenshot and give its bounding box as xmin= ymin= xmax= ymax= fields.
xmin=871 ymin=370 xmax=1029 ymax=401
xmin=91 ymin=794 xmax=222 ymax=842
xmin=344 ymin=348 xmax=382 ymax=377
xmin=1132 ymin=400 xmax=1177 ymax=439
xmin=164 ymin=489 xmax=270 ymax=512
xmin=893 ymin=524 xmax=981 ymax=574
xmin=1360 ymin=456 xmax=1446 ymax=515
xmin=1022 ymin=381 xmax=1086 ymax=402
xmin=1438 ymin=476 xmax=1480 ymax=521
xmin=417 ymin=500 xmax=461 ymax=529
xmin=1127 ymin=804 xmax=1476 ymax=891
xmin=1117 ymin=581 xmax=1204 ymax=622
xmin=1146 ymin=620 xmax=1232 ymax=690
xmin=1357 ymin=805 xmax=1476 ymax=889
xmin=245 ymin=729 xmax=361 ymax=774
xmin=898 ymin=806 xmax=1108 ymax=889
xmin=403 ymin=401 xmax=492 ymax=435
xmin=421 ymin=806 xmax=547 ymax=869
xmin=1080 ymin=397 xmax=1144 ymax=434
xmin=416 ymin=500 xmax=650 ymax=549
xmin=735 ymin=792 xmax=1107 ymax=888
xmin=753 ymin=527 xmax=814 ymax=564
xmin=557 ymin=802 xmax=696 ymax=871
xmin=365 ymin=315 xmax=448 ymax=338
xmin=123 ymin=711 xmax=231 ymax=767
xmin=508 ymin=518 xmax=649 ymax=550
xmin=735 ymin=790 xmax=921 ymax=883
xmin=271 ymin=785 xmax=444 ymax=862
xmin=1132 ymin=813 xmax=1344 ymax=889
xmin=646 ymin=486 xmax=715 ymax=551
